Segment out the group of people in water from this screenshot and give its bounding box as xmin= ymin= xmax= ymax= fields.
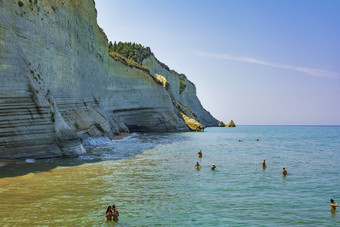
xmin=262 ymin=160 xmax=288 ymax=176
xmin=195 ymin=150 xmax=216 ymax=170
xmin=195 ymin=151 xmax=287 ymax=174
xmin=104 ymin=145 xmax=338 ymax=222
xmin=194 ymin=161 xmax=216 ymax=170
xmin=262 ymin=160 xmax=287 ymax=175
xmin=105 ymin=204 xmax=119 ymax=222
xmin=196 ymin=151 xmax=338 ymax=211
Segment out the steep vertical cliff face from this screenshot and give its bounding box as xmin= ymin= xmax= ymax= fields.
xmin=0 ymin=0 xmax=218 ymax=159
xmin=143 ymin=56 xmax=219 ymax=127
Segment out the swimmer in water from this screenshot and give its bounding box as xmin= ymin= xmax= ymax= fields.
xmin=194 ymin=162 xmax=201 ymax=169
xmin=331 ymin=199 xmax=338 ymax=210
xmin=198 ymin=150 xmax=202 ymax=158
xmin=262 ymin=160 xmax=266 ymax=168
xmin=282 ymin=168 xmax=287 ymax=176
xmin=104 ymin=206 xmax=113 ymax=222
xmin=112 ymin=204 xmax=119 ymax=222
xmin=211 ymin=164 xmax=216 ymax=170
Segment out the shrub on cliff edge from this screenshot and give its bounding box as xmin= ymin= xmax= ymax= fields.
xmin=108 ymin=41 xmax=152 ymax=65
xmin=108 ymin=41 xmax=189 ymax=94
xmin=18 ymin=1 xmax=24 ymax=7
xmin=108 ymin=52 xmax=150 ymax=73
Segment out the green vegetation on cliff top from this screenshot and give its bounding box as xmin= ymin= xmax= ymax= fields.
xmin=109 ymin=41 xmax=152 ymax=65
xmin=108 ymin=41 xmax=187 ymax=94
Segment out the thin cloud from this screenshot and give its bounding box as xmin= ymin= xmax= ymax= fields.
xmin=195 ymin=51 xmax=339 ymax=79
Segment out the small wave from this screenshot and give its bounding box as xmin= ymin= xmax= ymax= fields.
xmin=114 ymin=132 xmax=139 ymax=141
xmin=83 ymin=133 xmax=140 ymax=147
xmin=25 ymin=159 xmax=35 ymax=163
xmin=69 ymin=133 xmax=186 ymax=164
xmin=0 ymin=163 xmax=7 ymax=168
xmin=83 ymin=137 xmax=111 ymax=147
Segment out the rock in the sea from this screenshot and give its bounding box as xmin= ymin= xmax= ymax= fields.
xmin=218 ymin=121 xmax=226 ymax=127
xmin=226 ymin=120 xmax=236 ymax=127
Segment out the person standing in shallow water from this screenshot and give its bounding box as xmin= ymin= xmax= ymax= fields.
xmin=195 ymin=162 xmax=201 ymax=169
xmin=282 ymin=168 xmax=287 ymax=176
xmin=331 ymin=199 xmax=338 ymax=210
xmin=104 ymin=206 xmax=113 ymax=222
xmin=198 ymin=150 xmax=202 ymax=158
xmin=112 ymin=204 xmax=119 ymax=222
xmin=211 ymin=164 xmax=216 ymax=170
xmin=262 ymin=160 xmax=266 ymax=168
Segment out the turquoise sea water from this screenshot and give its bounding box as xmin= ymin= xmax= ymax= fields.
xmin=1 ymin=126 xmax=340 ymax=226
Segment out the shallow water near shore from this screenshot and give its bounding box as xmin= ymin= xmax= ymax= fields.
xmin=0 ymin=126 xmax=340 ymax=226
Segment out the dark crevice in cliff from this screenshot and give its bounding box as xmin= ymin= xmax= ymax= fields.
xmin=113 ymin=107 xmax=155 ymax=113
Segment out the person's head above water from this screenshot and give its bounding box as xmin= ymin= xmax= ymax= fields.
xmin=196 ymin=162 xmax=199 ymax=164
xmin=331 ymin=199 xmax=335 ymax=203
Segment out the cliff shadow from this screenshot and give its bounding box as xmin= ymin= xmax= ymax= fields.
xmin=0 ymin=132 xmax=188 ymax=178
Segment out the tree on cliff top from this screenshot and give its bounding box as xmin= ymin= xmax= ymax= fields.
xmin=108 ymin=41 xmax=152 ymax=65
xmin=108 ymin=41 xmax=187 ymax=94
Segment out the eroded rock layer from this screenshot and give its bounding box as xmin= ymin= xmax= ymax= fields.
xmin=0 ymin=0 xmax=218 ymax=158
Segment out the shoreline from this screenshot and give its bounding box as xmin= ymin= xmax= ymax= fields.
xmin=0 ymin=132 xmax=140 ymax=178
xmin=112 ymin=132 xmax=131 ymax=140
xmin=0 ymin=159 xmax=40 ymax=178
xmin=0 ymin=131 xmax=182 ymax=178
xmin=0 ymin=158 xmax=31 ymax=168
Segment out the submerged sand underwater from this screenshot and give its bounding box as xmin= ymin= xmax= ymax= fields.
xmin=1 ymin=126 xmax=339 ymax=226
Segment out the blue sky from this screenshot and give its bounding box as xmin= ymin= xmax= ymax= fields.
xmin=95 ymin=0 xmax=340 ymax=125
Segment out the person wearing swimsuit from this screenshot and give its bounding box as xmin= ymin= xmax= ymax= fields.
xmin=112 ymin=204 xmax=119 ymax=222
xmin=194 ymin=162 xmax=201 ymax=169
xmin=331 ymin=199 xmax=338 ymax=210
xmin=105 ymin=206 xmax=113 ymax=222
xmin=262 ymin=160 xmax=266 ymax=168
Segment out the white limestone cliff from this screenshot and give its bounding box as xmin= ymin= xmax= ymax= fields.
xmin=0 ymin=0 xmax=219 ymax=159
xmin=143 ymin=55 xmax=219 ymax=127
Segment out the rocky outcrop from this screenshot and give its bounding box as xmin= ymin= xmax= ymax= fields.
xmin=0 ymin=0 xmax=219 ymax=159
xmin=142 ymin=55 xmax=219 ymax=127
xmin=226 ymin=120 xmax=236 ymax=127
xmin=181 ymin=114 xmax=204 ymax=132
xmin=218 ymin=121 xmax=226 ymax=127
